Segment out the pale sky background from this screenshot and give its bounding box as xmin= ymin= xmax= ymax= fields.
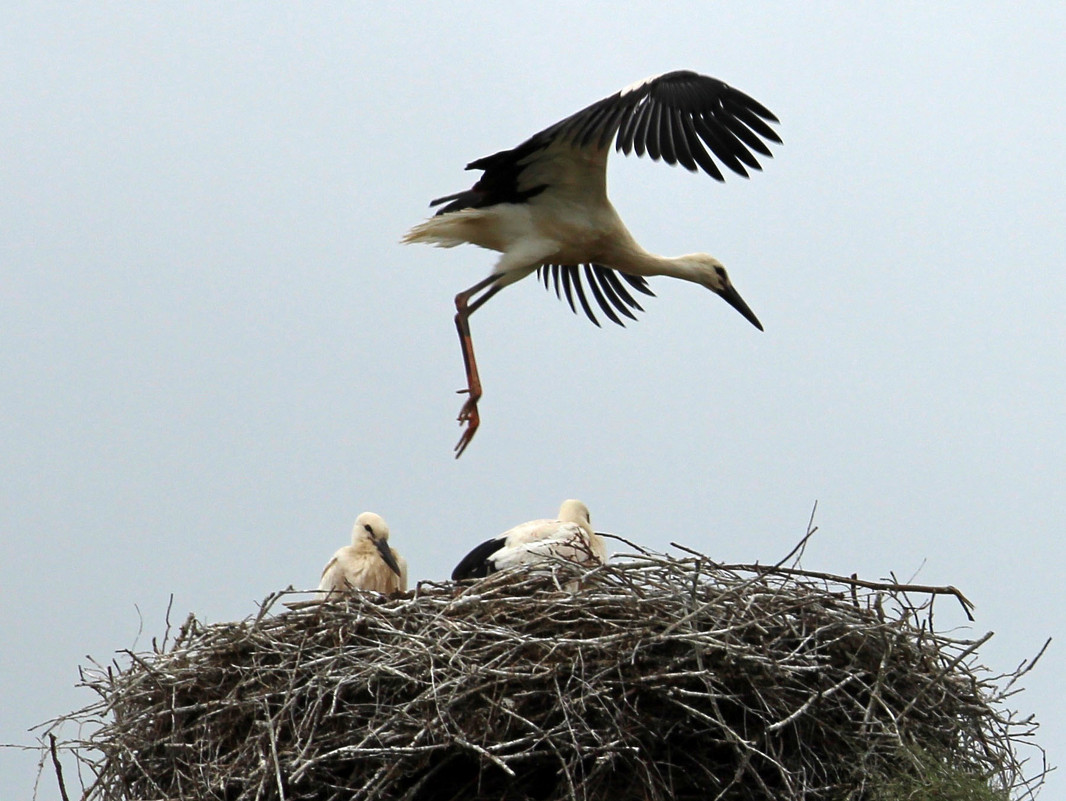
xmin=3 ymin=4 xmax=1064 ymax=798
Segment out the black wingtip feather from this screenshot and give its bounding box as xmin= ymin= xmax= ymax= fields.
xmin=570 ymin=269 xmax=601 ymax=327
xmin=584 ymin=264 xmax=624 ymax=326
xmin=597 ymin=267 xmax=645 ymax=314
xmin=620 ymin=271 xmax=656 ymax=297
xmin=560 ymin=266 xmax=579 ymax=316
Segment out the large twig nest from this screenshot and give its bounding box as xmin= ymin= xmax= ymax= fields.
xmin=46 ymin=547 xmax=1045 ymax=800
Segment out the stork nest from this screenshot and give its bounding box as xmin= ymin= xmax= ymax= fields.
xmin=44 ymin=544 xmax=1046 ymax=801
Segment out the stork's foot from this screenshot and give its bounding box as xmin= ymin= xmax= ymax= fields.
xmin=454 ymin=393 xmax=481 ymax=458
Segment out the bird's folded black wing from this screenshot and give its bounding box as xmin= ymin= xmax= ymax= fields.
xmin=451 ymin=537 xmax=506 ymax=581
xmin=537 ymin=264 xmax=655 ymax=328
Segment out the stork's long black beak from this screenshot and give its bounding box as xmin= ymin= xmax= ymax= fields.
xmin=719 ymin=284 xmax=764 ymax=331
xmin=375 ymin=539 xmax=403 ymax=577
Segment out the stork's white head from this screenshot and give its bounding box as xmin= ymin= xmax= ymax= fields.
xmin=558 ymin=498 xmax=608 ymax=565
xmin=558 ymin=499 xmax=592 ymax=535
xmin=680 ymin=253 xmax=763 ymax=331
xmin=352 ymin=512 xmax=390 ymax=545
xmin=351 ymin=512 xmax=403 ymax=577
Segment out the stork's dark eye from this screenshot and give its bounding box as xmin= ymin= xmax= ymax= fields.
xmin=364 ymin=524 xmax=374 ymax=535
xmin=715 ymin=265 xmax=727 ymax=279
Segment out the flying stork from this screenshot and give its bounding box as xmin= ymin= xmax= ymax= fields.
xmin=451 ymin=499 xmax=607 ymax=581
xmin=318 ymin=512 xmax=408 ymax=597
xmin=403 ymin=70 xmax=781 ymax=456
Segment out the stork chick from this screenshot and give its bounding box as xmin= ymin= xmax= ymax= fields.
xmin=318 ymin=512 xmax=408 ymax=597
xmin=452 ymin=499 xmax=607 ymax=581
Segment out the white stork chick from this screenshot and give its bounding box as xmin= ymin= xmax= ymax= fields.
xmin=318 ymin=512 xmax=408 ymax=598
xmin=451 ymin=499 xmax=607 ymax=581
xmin=403 ymin=70 xmax=781 ymax=456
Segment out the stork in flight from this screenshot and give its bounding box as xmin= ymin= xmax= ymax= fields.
xmin=318 ymin=512 xmax=408 ymax=597
xmin=451 ymin=499 xmax=606 ymax=581
xmin=403 ymin=70 xmax=781 ymax=456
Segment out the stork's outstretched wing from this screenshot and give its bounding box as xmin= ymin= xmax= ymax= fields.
xmin=556 ymin=70 xmax=781 ymax=178
xmin=432 ymin=70 xmax=781 ymax=215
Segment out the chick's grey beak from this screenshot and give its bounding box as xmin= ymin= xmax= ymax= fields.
xmin=718 ymin=284 xmax=764 ymax=331
xmin=375 ymin=539 xmax=403 ymax=577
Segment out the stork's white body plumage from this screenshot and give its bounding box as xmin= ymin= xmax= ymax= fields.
xmin=318 ymin=512 xmax=408 ymax=597
xmin=403 ymin=70 xmax=781 ymax=456
xmin=451 ymin=499 xmax=607 ymax=581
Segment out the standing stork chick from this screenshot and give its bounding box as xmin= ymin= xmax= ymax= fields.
xmin=403 ymin=70 xmax=781 ymax=456
xmin=451 ymin=499 xmax=607 ymax=581
xmin=318 ymin=512 xmax=408 ymax=597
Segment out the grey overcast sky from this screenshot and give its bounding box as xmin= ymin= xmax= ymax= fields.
xmin=3 ymin=4 xmax=1063 ymax=797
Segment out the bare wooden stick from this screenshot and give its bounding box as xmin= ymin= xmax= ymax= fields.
xmin=48 ymin=734 xmax=70 ymax=801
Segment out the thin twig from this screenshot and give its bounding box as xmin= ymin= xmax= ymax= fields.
xmin=48 ymin=734 xmax=70 ymax=801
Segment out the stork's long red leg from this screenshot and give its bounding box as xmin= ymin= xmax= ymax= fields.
xmin=453 ymin=307 xmax=481 ymax=457
xmin=453 ymin=276 xmax=502 ymax=458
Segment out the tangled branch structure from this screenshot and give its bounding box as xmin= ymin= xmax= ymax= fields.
xmin=44 ymin=546 xmax=1046 ymax=800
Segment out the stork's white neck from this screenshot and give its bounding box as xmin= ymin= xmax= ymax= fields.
xmin=607 ymin=240 xmax=714 ymax=287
